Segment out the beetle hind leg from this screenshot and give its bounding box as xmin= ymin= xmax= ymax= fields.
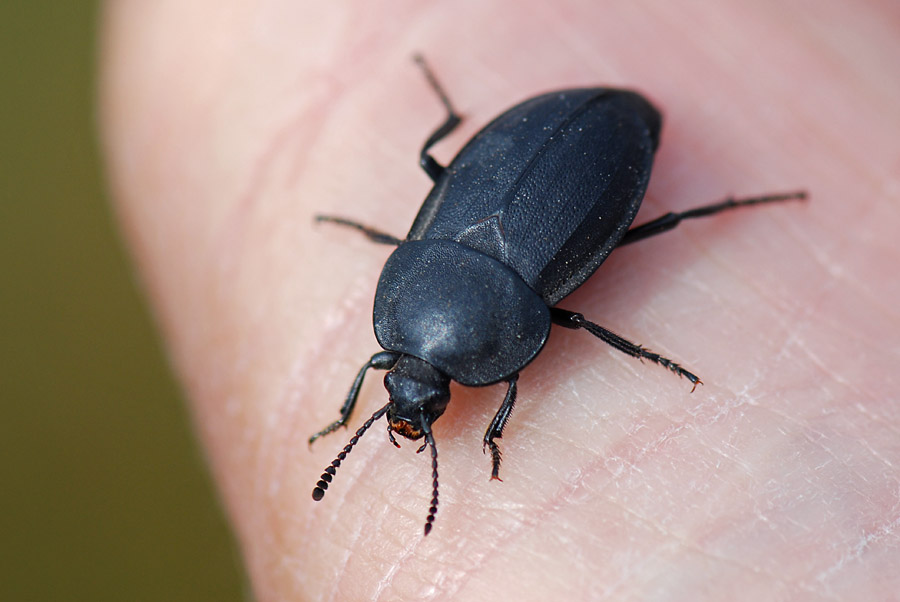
xmin=413 ymin=54 xmax=462 ymax=182
xmin=617 ymin=191 xmax=807 ymax=247
xmin=551 ymin=308 xmax=702 ymax=390
xmin=483 ymin=375 xmax=519 ymax=481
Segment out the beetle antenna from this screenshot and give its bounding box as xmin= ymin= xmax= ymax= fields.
xmin=311 ymin=402 xmax=392 ymax=502
xmin=421 ymin=417 xmax=439 ymax=536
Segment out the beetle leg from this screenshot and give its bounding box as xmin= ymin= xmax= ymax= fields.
xmin=483 ymin=375 xmax=519 ymax=481
xmin=309 ymin=351 xmax=400 ymax=446
xmin=314 ymin=215 xmax=403 ymax=245
xmin=617 ymin=191 xmax=807 ymax=247
xmin=550 ymin=308 xmax=702 ymax=390
xmin=413 ymin=54 xmax=462 ymax=182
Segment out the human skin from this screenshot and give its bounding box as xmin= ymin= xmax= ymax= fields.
xmin=100 ymin=1 xmax=900 ymax=600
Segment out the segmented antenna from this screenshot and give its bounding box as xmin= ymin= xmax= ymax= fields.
xmin=311 ymin=402 xmax=391 ymax=502
xmin=421 ymin=419 xmax=439 ymax=536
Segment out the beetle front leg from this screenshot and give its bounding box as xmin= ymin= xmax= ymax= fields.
xmin=308 ymin=351 xmax=400 ymax=446
xmin=483 ymin=375 xmax=519 ymax=481
xmin=551 ymin=308 xmax=702 ymax=390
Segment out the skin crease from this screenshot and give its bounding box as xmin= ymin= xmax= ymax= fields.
xmin=100 ymin=1 xmax=900 ymax=600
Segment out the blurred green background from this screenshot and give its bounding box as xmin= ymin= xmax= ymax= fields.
xmin=1 ymin=3 xmax=246 ymax=600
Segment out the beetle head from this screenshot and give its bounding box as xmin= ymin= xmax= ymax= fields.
xmin=384 ymin=355 xmax=451 ymax=440
xmin=310 ymin=354 xmax=448 ymax=535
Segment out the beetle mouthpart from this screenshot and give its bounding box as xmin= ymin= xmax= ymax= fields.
xmin=421 ymin=416 xmax=439 ymax=536
xmin=387 ymin=424 xmax=402 ymax=448
xmin=311 ymin=401 xmax=392 ymax=502
xmin=388 ymin=416 xmax=425 ymax=440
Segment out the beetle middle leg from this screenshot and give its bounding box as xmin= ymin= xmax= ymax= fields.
xmin=483 ymin=374 xmax=519 ymax=481
xmin=314 ymin=56 xmax=464 ymax=244
xmin=551 ymin=308 xmax=702 ymax=390
xmin=308 ymin=351 xmax=400 ymax=446
xmin=617 ymin=191 xmax=807 ymax=247
xmin=314 ymin=215 xmax=403 ymax=245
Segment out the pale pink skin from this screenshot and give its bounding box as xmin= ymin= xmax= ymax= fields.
xmin=100 ymin=1 xmax=900 ymax=600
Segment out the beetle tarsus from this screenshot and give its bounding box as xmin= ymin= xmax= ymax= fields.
xmin=308 ymin=420 xmax=347 ymax=447
xmin=482 ymin=376 xmax=518 ymax=481
xmin=639 ymin=350 xmax=703 ymax=390
xmin=486 ymin=441 xmax=504 ymax=481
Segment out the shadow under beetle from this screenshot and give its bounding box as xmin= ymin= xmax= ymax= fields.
xmin=310 ymin=56 xmax=806 ymax=536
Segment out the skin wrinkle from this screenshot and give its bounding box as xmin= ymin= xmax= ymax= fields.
xmin=258 ymin=256 xmax=379 ymax=594
xmin=174 ymin=72 xmax=345 ymax=590
xmin=468 ymin=376 xmax=891 ymax=597
xmin=371 ymin=529 xmax=432 ymax=602
xmin=594 ymin=384 xmax=898 ymax=588
xmin=364 ymin=437 xmax=529 ymax=600
xmin=316 ymin=423 xmax=461 ymax=591
xmin=276 ymin=286 xmax=372 ymax=496
xmin=253 ymin=327 xmax=343 ymax=551
xmin=816 ymin=511 xmax=900 ymax=586
xmin=853 ymin=408 xmax=900 ymax=454
xmin=215 ymin=121 xmax=301 ymax=276
xmin=763 ymin=399 xmax=867 ymax=482
xmin=596 ymin=478 xmax=824 ymax=598
xmin=361 ymin=483 xmax=459 ymax=601
xmin=214 ymin=74 xmax=346 ymax=276
xmin=322 ymin=477 xmax=382 ymax=600
xmin=826 ymin=244 xmax=900 ymax=327
xmin=593 ymin=202 xmax=801 ymax=360
xmin=329 ymin=506 xmax=371 ymax=602
xmin=450 ymin=449 xmax=824 ymax=600
xmin=691 ymin=220 xmax=807 ymax=313
xmin=435 ymin=397 xmax=727 ymax=597
xmin=355 ymin=429 xmax=565 ymax=598
xmin=792 ymin=316 xmax=900 ymax=429
xmin=790 ymin=327 xmax=894 ymax=418
xmin=601 ymin=502 xmax=828 ymax=599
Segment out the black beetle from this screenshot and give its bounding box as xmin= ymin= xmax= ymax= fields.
xmin=310 ymin=56 xmax=805 ymax=535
